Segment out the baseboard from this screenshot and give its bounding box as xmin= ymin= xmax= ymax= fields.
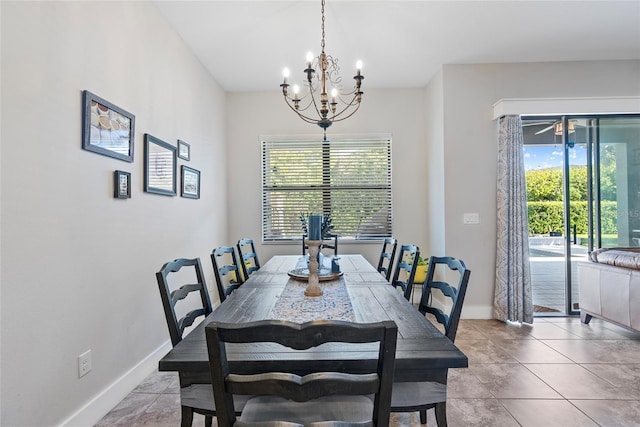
xmin=410 ymin=285 xmax=494 ymax=320
xmin=461 ymin=304 xmax=494 ymax=319
xmin=59 ymin=340 xmax=172 ymax=427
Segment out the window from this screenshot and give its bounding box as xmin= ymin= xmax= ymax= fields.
xmin=261 ymin=138 xmax=392 ymax=241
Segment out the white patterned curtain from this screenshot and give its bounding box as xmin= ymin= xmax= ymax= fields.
xmin=494 ymin=115 xmax=533 ymax=324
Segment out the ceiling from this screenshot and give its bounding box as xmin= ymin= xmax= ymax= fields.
xmin=153 ymin=1 xmax=640 ymax=92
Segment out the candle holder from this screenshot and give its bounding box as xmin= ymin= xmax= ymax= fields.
xmin=304 ymin=240 xmax=323 ymax=297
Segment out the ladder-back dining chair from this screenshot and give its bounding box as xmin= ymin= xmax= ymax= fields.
xmin=206 ymin=319 xmax=398 ymax=427
xmin=236 ymin=237 xmax=260 ymax=280
xmin=391 ymin=244 xmax=420 ymax=301
xmin=155 ymin=258 xmax=217 ymax=427
xmin=377 ymin=237 xmax=398 ymax=281
xmin=391 ymin=255 xmax=471 ymax=426
xmin=302 ymin=234 xmax=339 ymax=257
xmin=211 ymin=246 xmax=244 ymax=303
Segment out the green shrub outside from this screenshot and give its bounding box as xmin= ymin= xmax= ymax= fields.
xmin=527 ymin=201 xmax=618 ymax=235
xmin=525 ymin=160 xmax=619 ymax=237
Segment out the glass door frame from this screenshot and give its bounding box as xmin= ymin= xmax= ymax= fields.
xmin=523 ymin=113 xmax=640 ymax=316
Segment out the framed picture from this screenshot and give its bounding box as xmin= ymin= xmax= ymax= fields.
xmin=144 ymin=134 xmax=177 ymax=196
xmin=114 ymin=170 xmax=131 ymax=199
xmin=178 ymin=140 xmax=191 ymax=161
xmin=82 ymin=90 xmax=135 ymax=162
xmin=181 ymin=166 xmax=200 ymax=199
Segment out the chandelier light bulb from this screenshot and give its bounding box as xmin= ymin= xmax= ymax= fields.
xmin=293 ymin=84 xmax=300 ymax=94
xmin=356 ymin=60 xmax=363 ymax=71
xmin=331 ymin=88 xmax=338 ymax=99
xmin=283 ymin=68 xmax=290 ymax=78
xmin=306 ymin=51 xmax=314 ymax=64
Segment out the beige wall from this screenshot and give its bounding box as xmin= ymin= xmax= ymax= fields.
xmin=434 ymin=60 xmax=640 ymax=317
xmin=1 ymin=2 xmax=227 ymax=425
xmin=226 ymin=88 xmax=429 ymax=264
xmin=228 ymin=60 xmax=640 ymax=319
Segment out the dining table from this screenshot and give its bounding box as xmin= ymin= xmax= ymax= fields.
xmin=158 ymin=254 xmax=468 ymax=388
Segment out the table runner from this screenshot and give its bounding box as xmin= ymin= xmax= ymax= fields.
xmin=268 ymin=257 xmax=355 ymax=323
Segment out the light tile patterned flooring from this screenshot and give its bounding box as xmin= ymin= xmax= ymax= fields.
xmin=97 ymin=317 xmax=640 ymax=426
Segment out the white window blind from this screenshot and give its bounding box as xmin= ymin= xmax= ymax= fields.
xmin=261 ymin=138 xmax=392 ymax=241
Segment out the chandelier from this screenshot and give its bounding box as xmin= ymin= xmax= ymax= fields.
xmin=280 ymin=0 xmax=364 ymax=140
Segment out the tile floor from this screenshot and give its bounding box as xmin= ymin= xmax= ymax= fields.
xmin=96 ymin=317 xmax=640 ymax=426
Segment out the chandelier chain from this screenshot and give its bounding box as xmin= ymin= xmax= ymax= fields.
xmin=321 ymin=0 xmax=325 ymax=52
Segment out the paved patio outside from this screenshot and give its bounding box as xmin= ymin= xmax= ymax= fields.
xmin=530 ymin=238 xmax=588 ymax=314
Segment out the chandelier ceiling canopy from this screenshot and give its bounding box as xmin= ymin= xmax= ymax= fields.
xmin=280 ymin=0 xmax=363 ymax=140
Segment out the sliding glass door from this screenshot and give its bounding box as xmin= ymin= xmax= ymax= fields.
xmin=523 ymin=115 xmax=640 ymax=316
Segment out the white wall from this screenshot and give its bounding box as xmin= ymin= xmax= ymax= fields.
xmin=433 ymin=60 xmax=640 ymax=318
xmin=424 ymin=69 xmax=446 ymax=256
xmin=1 ymin=2 xmax=227 ymax=425
xmin=226 ymin=88 xmax=428 ymax=265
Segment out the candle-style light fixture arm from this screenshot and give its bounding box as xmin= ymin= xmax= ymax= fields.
xmin=280 ymin=0 xmax=364 ymax=140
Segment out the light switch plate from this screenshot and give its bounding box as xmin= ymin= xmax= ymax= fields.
xmin=463 ymin=213 xmax=480 ymax=224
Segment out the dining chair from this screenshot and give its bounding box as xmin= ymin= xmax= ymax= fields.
xmin=390 ymin=244 xmax=420 ymax=301
xmin=377 ymin=237 xmax=398 ymax=281
xmin=236 ymin=237 xmax=260 ymax=280
xmin=302 ymin=233 xmax=339 ymax=257
xmin=391 ymin=255 xmax=471 ymax=426
xmin=155 ymin=258 xmax=232 ymax=427
xmin=211 ymin=246 xmax=244 ymax=303
xmin=206 ymin=319 xmax=398 ymax=427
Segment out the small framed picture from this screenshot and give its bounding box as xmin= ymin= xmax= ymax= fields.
xmin=178 ymin=140 xmax=191 ymax=161
xmin=82 ymin=90 xmax=135 ymax=162
xmin=181 ymin=165 xmax=200 ymax=199
xmin=144 ymin=134 xmax=177 ymax=196
xmin=114 ymin=170 xmax=131 ymax=199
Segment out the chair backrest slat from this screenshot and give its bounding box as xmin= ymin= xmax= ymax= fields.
xmin=226 ymin=372 xmax=381 ymax=402
xmin=302 ymin=234 xmax=339 ymax=256
xmin=237 ymin=238 xmax=261 ymax=280
xmin=377 ymin=237 xmax=397 ymax=281
xmin=418 ymin=255 xmax=471 ymax=342
xmin=391 ymin=244 xmax=420 ymax=301
xmin=211 ymin=246 xmax=244 ymax=302
xmin=156 ymin=258 xmax=213 ymax=347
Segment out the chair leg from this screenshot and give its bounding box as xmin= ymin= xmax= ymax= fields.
xmin=205 ymin=415 xmax=213 ymax=427
xmin=435 ymin=402 xmax=447 ymax=427
xmin=420 ymin=409 xmax=427 ymax=424
xmin=181 ymin=406 xmax=194 ymax=427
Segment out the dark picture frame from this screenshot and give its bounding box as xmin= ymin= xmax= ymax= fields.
xmin=114 ymin=170 xmax=131 ymax=199
xmin=144 ymin=134 xmax=177 ymax=196
xmin=82 ymin=90 xmax=135 ymax=162
xmin=178 ymin=140 xmax=191 ymax=161
xmin=181 ymin=166 xmax=200 ymax=199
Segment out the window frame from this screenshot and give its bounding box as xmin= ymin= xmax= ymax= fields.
xmin=261 ymin=135 xmax=393 ymax=243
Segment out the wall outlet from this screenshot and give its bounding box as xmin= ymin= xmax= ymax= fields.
xmin=463 ymin=213 xmax=480 ymax=224
xmin=78 ymin=350 xmax=92 ymax=378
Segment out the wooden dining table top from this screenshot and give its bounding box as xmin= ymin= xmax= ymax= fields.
xmin=158 ymin=254 xmax=468 ymax=384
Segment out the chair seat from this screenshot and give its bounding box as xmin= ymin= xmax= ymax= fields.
xmin=181 ymin=384 xmax=249 ymax=413
xmin=390 ymin=381 xmax=447 ymax=409
xmin=238 ymin=395 xmax=375 ymax=425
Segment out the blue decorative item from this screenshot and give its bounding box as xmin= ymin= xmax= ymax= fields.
xmin=308 ymin=214 xmax=322 ymax=240
xmin=331 ymin=257 xmax=341 ymax=273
